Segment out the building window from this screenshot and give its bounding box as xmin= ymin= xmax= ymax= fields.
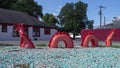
xmin=13 ymin=26 xmax=19 ymax=37
xmin=24 ymin=27 xmax=28 ymax=36
xmin=33 ymin=27 xmax=40 ymax=37
xmin=44 ymin=28 xmax=50 ymax=35
xmin=2 ymin=25 xmax=7 ymax=32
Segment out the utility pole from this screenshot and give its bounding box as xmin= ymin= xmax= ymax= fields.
xmin=99 ymin=6 xmax=105 ymax=27
xmin=104 ymin=17 xmax=106 ymax=26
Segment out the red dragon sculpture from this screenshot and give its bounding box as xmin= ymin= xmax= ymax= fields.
xmin=14 ymin=24 xmax=35 ymax=48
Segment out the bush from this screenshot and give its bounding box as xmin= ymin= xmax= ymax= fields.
xmin=111 ymin=45 xmax=120 ymax=48
xmin=36 ymin=44 xmax=47 ymax=47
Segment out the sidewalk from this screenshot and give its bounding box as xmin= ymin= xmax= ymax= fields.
xmin=0 ymin=40 xmax=81 ymax=46
xmin=0 ymin=40 xmax=119 ymax=47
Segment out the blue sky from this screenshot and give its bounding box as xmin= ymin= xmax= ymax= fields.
xmin=34 ymin=0 xmax=120 ymax=26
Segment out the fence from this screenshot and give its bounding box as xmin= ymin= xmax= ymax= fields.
xmin=81 ymin=28 xmax=120 ymax=41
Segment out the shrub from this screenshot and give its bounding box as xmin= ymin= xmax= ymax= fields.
xmin=36 ymin=44 xmax=47 ymax=47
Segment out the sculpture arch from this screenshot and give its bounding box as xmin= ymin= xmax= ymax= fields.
xmin=81 ymin=35 xmax=98 ymax=47
xmin=49 ymin=32 xmax=74 ymax=48
xmin=105 ymin=29 xmax=115 ymax=46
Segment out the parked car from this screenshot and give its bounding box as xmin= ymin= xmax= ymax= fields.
xmin=69 ymin=33 xmax=81 ymax=39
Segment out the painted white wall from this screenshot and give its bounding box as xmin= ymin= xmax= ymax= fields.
xmin=0 ymin=25 xmax=57 ymax=41
xmin=30 ymin=28 xmax=57 ymax=40
xmin=40 ymin=28 xmax=57 ymax=40
xmin=0 ymin=25 xmax=19 ymax=41
xmin=29 ymin=27 xmax=41 ymax=40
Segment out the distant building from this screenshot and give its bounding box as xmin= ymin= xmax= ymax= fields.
xmin=98 ymin=16 xmax=120 ymax=29
xmin=112 ymin=16 xmax=120 ymax=22
xmin=0 ymin=8 xmax=57 ymax=41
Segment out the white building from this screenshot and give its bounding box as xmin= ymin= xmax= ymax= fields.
xmin=112 ymin=16 xmax=120 ymax=22
xmin=98 ymin=16 xmax=120 ymax=29
xmin=0 ymin=8 xmax=58 ymax=41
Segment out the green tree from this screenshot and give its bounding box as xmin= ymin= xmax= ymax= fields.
xmin=58 ymin=1 xmax=88 ymax=39
xmin=86 ymin=20 xmax=94 ymax=29
xmin=0 ymin=0 xmax=43 ymax=18
xmin=0 ymin=0 xmax=16 ymax=9
xmin=42 ymin=13 xmax=58 ymax=26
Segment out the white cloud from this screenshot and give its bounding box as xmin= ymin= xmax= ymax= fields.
xmin=52 ymin=5 xmax=63 ymax=16
xmin=56 ymin=6 xmax=63 ymax=12
xmin=52 ymin=13 xmax=58 ymax=16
